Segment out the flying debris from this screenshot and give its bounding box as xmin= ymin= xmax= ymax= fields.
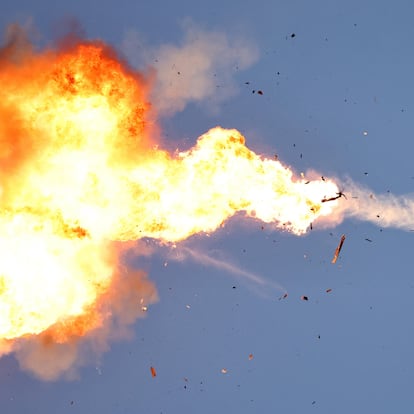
xmin=301 ymin=295 xmax=309 ymax=301
xmin=150 ymin=366 xmax=157 ymax=377
xmin=321 ymin=192 xmax=347 ymax=203
xmin=331 ymin=234 xmax=346 ymax=264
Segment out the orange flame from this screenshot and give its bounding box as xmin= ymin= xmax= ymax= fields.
xmin=0 ymin=38 xmax=339 ymax=347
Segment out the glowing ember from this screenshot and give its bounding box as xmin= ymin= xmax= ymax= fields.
xmin=0 ymin=39 xmax=339 ymax=346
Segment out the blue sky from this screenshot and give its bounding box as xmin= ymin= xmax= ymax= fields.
xmin=1 ymin=1 xmax=414 ymax=413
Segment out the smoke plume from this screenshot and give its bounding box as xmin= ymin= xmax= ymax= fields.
xmin=122 ymin=21 xmax=259 ymax=115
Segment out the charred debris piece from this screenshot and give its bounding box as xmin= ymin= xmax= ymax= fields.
xmin=321 ymin=192 xmax=347 ymax=203
xmin=331 ymin=234 xmax=346 ymax=264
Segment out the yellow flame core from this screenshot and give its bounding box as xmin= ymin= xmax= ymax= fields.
xmin=121 ymin=128 xmax=339 ymax=241
xmin=0 ymin=43 xmax=338 ymax=340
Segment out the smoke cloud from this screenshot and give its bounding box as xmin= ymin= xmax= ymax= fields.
xmin=122 ymin=21 xmax=259 ymax=116
xmin=0 ymin=22 xmax=34 ymax=63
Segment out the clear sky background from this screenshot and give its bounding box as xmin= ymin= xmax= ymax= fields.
xmin=1 ymin=1 xmax=414 ymax=413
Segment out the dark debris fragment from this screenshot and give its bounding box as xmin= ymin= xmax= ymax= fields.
xmin=332 ymin=234 xmax=346 ymax=264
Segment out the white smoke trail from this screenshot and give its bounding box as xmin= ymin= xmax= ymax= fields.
xmin=319 ymin=177 xmax=414 ymax=231
xmin=168 ymin=245 xmax=286 ymax=296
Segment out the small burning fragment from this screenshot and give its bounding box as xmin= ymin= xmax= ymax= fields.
xmin=140 ymin=298 xmax=148 ymax=312
xmin=221 ymin=368 xmax=228 ymax=374
xmin=301 ymin=295 xmax=308 ymax=301
xmin=150 ymin=366 xmax=157 ymax=377
xmin=248 ymin=353 xmax=254 ymax=360
xmin=331 ymin=235 xmax=346 ymax=264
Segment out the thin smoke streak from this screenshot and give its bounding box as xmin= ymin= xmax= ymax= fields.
xmin=169 ymin=245 xmax=286 ymax=295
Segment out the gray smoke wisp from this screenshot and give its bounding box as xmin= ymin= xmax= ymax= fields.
xmin=122 ymin=21 xmax=258 ymax=116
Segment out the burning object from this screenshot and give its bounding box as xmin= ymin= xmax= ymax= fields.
xmin=0 ymin=39 xmax=341 ymax=346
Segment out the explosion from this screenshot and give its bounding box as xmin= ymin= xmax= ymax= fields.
xmin=4 ymin=24 xmax=414 ymax=382
xmin=11 ymin=25 xmax=411 ymax=380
